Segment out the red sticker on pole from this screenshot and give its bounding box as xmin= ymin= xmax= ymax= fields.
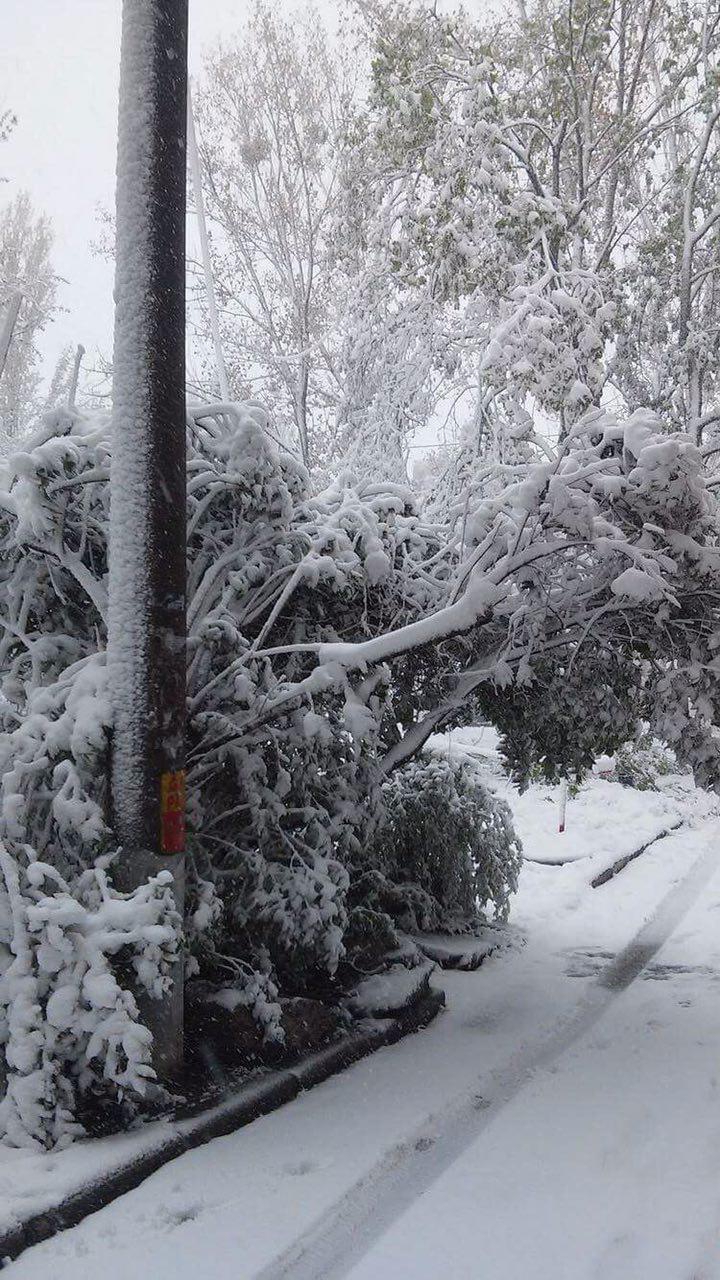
xmin=160 ymin=770 xmax=186 ymax=854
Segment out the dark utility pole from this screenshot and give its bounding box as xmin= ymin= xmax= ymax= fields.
xmin=109 ymin=0 xmax=188 ymax=1079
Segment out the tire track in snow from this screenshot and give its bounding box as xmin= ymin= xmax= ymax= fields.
xmin=252 ymin=826 xmax=720 ymax=1280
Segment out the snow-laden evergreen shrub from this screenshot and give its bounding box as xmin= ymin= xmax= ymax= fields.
xmin=366 ymin=755 xmax=522 ymax=932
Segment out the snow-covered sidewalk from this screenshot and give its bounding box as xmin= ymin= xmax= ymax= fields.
xmin=5 ymin=773 xmax=718 ymax=1279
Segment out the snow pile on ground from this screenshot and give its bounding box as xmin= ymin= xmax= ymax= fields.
xmin=344 ymin=961 xmax=435 ymax=1018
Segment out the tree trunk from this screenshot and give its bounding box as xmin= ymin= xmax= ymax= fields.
xmin=0 ymin=293 xmax=22 ymax=388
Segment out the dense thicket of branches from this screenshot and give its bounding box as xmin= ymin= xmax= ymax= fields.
xmin=339 ymin=0 xmax=720 ymax=476
xmin=1 ymin=393 xmax=719 ymax=1144
xmin=192 ymin=0 xmax=720 ymax=476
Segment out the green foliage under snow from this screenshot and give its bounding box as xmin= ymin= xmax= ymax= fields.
xmin=368 ymin=755 xmax=522 ymax=931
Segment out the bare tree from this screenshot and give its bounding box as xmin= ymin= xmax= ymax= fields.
xmin=193 ymin=1 xmax=357 ymax=469
xmin=0 ymin=192 xmax=58 ymax=437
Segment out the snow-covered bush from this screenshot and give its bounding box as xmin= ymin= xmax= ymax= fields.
xmin=179 ymin=403 xmax=439 ymax=995
xmin=0 ymin=845 xmax=179 ymax=1149
xmin=611 ymin=737 xmax=680 ymax=791
xmin=365 ymin=755 xmax=522 ymax=932
xmin=0 ymin=401 xmax=443 ymax=1143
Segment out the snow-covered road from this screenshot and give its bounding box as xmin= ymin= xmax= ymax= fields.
xmin=260 ymin=828 xmax=720 ymax=1280
xmin=354 ymin=921 xmax=720 ymax=1279
xmin=5 ymin=773 xmax=720 ymax=1279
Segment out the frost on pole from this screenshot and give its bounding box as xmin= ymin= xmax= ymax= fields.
xmin=109 ymin=0 xmax=188 ymax=1076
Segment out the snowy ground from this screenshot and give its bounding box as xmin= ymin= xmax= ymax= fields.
xmin=4 ymin=744 xmax=720 ymax=1279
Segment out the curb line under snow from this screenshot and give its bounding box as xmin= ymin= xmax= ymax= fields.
xmin=590 ymin=821 xmax=684 ymax=887
xmin=0 ymin=986 xmax=445 ymax=1268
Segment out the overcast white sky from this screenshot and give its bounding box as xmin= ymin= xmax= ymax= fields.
xmin=1 ymin=0 xmax=489 ymax=386
xmin=2 ymin=0 xmax=279 ymax=379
